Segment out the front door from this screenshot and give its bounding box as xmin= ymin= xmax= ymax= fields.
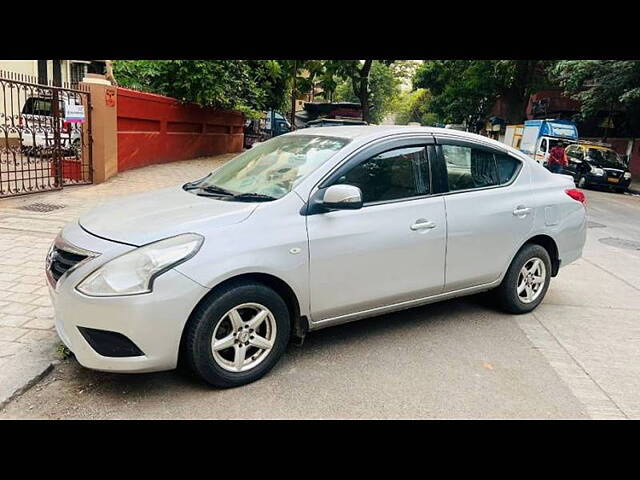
xmin=306 ymin=142 xmax=446 ymax=322
xmin=564 ymin=145 xmax=584 ymax=178
xmin=535 ymin=137 xmax=548 ymax=164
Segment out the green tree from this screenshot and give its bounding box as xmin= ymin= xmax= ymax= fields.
xmin=413 ymin=60 xmax=554 ymax=128
xmin=552 ymin=60 xmax=640 ymax=138
xmin=393 ymin=89 xmax=438 ymax=126
xmin=333 ymin=60 xmax=400 ymax=123
xmin=321 ymin=60 xmax=396 ymax=123
xmin=113 ymin=60 xmax=286 ymax=119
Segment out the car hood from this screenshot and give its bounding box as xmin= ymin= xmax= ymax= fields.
xmin=78 ymin=186 xmax=259 ymax=246
xmin=590 ymin=162 xmax=626 ymax=171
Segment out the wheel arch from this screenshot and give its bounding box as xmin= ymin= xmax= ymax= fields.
xmin=179 ymin=272 xmax=308 ymax=363
xmin=520 ymin=234 xmax=560 ymax=276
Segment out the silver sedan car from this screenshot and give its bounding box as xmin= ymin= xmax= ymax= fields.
xmin=47 ymin=126 xmax=587 ymax=387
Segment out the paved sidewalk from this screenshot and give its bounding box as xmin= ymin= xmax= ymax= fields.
xmin=0 ymin=154 xmax=233 ymax=407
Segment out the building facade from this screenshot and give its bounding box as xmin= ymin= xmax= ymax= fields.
xmin=0 ymin=60 xmax=107 ymax=88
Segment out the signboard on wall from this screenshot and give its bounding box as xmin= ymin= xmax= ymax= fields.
xmin=105 ymin=88 xmax=116 ymax=107
xmin=64 ymin=99 xmax=85 ymax=123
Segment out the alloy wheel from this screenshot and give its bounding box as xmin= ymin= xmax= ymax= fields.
xmin=516 ymin=257 xmax=546 ymax=304
xmin=211 ymin=303 xmax=277 ymax=372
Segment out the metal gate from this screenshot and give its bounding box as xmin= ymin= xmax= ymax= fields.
xmin=0 ymin=70 xmax=92 ymax=197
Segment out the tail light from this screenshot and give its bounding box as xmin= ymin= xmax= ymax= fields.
xmin=62 ymin=121 xmax=71 ymax=133
xmin=565 ymin=188 xmax=586 ymax=205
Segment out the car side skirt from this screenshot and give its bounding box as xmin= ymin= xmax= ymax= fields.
xmin=308 ymin=278 xmax=503 ymax=331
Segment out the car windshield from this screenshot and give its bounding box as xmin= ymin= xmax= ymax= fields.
xmin=586 ymin=148 xmax=625 ymax=168
xmin=188 ymin=134 xmax=350 ymax=200
xmin=549 ymin=139 xmax=568 ymax=149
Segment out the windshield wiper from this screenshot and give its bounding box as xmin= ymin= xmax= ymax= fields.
xmin=183 ymin=177 xmax=209 ymax=190
xmin=196 ymin=185 xmax=235 ymax=196
xmin=231 ymin=192 xmax=277 ymax=202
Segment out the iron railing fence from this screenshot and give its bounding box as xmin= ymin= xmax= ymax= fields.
xmin=0 ymin=70 xmax=92 ymax=197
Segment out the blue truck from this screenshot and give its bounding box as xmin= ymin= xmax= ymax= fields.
xmin=243 ymin=111 xmax=291 ymax=149
xmin=519 ymin=119 xmax=579 ymax=164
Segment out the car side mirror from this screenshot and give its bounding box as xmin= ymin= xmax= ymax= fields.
xmin=322 ymin=184 xmax=363 ymax=210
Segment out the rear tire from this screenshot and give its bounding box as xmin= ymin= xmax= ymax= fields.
xmin=184 ymin=281 xmax=290 ymax=388
xmin=495 ymin=244 xmax=552 ymax=314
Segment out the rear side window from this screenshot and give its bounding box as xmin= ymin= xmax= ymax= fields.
xmin=442 ymin=145 xmax=498 ymax=191
xmin=495 ymin=153 xmax=520 ymax=184
xmin=335 ymin=146 xmax=430 ymax=203
xmin=442 ymin=145 xmax=520 ymax=191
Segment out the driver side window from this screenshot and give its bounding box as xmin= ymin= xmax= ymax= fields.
xmin=334 ymin=146 xmax=430 ymax=204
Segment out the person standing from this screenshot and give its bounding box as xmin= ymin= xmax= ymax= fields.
xmin=547 ymin=141 xmax=568 ymax=174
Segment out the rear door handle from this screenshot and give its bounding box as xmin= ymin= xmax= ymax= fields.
xmin=410 ymin=219 xmax=436 ymax=231
xmin=513 ymin=206 xmax=532 ymax=216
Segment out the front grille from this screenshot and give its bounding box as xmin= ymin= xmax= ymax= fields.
xmin=48 ymin=246 xmax=87 ymax=284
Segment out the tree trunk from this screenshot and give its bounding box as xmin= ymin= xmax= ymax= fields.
xmin=358 ymin=60 xmax=373 ymax=123
xmin=500 ymin=60 xmax=538 ymax=124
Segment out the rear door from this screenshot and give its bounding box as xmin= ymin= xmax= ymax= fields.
xmin=433 ymin=136 xmax=534 ymax=292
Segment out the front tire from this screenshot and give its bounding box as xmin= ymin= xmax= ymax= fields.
xmin=495 ymin=244 xmax=552 ymax=314
xmin=184 ymin=281 xmax=290 ymax=388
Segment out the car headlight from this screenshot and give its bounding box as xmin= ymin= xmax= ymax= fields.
xmin=76 ymin=233 xmax=203 ymax=297
xmin=623 ymin=172 xmax=631 ymax=179
xmin=590 ymin=167 xmax=605 ymax=176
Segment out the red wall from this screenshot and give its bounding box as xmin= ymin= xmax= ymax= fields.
xmin=117 ymin=88 xmax=244 ymax=172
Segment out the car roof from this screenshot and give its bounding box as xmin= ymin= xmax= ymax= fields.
xmin=286 ymin=125 xmax=512 ymax=150
xmin=577 ymin=143 xmax=615 ymax=151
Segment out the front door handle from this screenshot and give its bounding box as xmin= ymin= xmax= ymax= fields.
xmin=513 ymin=206 xmax=532 ymax=217
xmin=410 ymin=219 xmax=436 ymax=231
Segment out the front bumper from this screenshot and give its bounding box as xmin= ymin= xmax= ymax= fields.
xmin=49 ymin=222 xmax=210 ymax=373
xmin=585 ymin=173 xmax=631 ymax=189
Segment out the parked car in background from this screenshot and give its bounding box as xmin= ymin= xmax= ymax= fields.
xmin=20 ymin=96 xmax=80 ymax=156
xmin=519 ymin=119 xmax=578 ymax=164
xmin=304 ymin=118 xmax=367 ymax=128
xmin=564 ymin=141 xmax=632 ymax=193
xmin=294 ymin=102 xmax=363 ymax=129
xmin=47 ymin=126 xmax=586 ymax=388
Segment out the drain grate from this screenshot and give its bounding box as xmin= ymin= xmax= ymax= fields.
xmin=16 ymin=202 xmax=66 ymax=213
xmin=598 ymin=237 xmax=640 ymax=251
xmin=587 ymin=221 xmax=606 ymax=229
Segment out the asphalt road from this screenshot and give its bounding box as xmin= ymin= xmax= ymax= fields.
xmin=1 ymin=189 xmax=639 ymax=419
